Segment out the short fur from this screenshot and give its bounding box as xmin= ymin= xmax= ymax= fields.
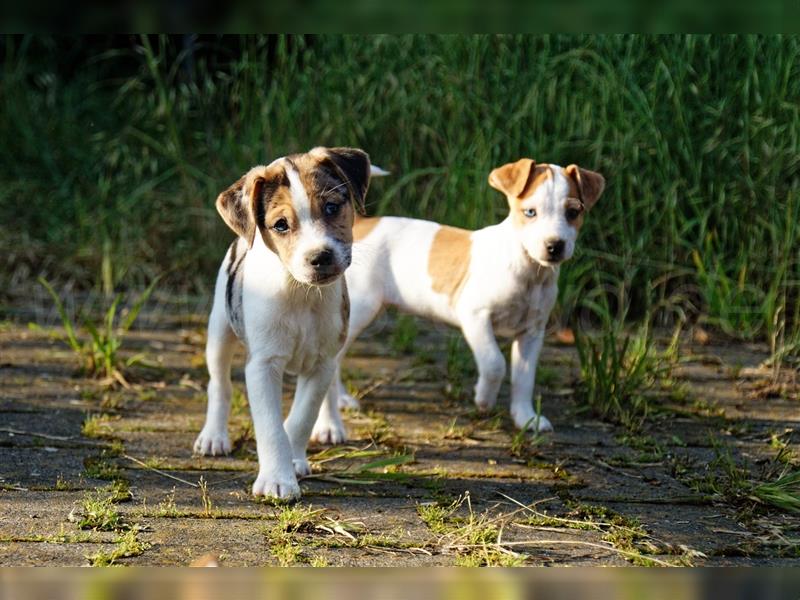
xmin=195 ymin=146 xmax=373 ymax=500
xmin=311 ymin=159 xmax=604 ymax=444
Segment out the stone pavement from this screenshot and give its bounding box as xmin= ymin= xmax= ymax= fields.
xmin=1 ymin=315 xmax=799 ymax=566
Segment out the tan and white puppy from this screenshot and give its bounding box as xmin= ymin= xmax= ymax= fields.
xmin=194 ymin=147 xmax=373 ymax=500
xmin=311 ymin=159 xmax=605 ymax=444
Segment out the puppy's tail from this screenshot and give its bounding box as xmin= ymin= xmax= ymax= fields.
xmin=370 ymin=165 xmax=390 ymax=177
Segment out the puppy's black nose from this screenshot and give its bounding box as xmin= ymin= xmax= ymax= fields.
xmin=309 ymin=249 xmax=334 ymax=267
xmin=545 ymin=239 xmax=565 ymax=260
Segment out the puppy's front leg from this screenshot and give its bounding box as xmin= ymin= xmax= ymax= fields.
xmin=510 ymin=330 xmax=553 ymax=432
xmin=460 ymin=312 xmax=506 ymax=411
xmin=245 ymin=354 xmax=299 ymax=499
xmin=194 ymin=305 xmax=237 ymax=456
xmin=285 ymin=359 xmax=336 ymax=474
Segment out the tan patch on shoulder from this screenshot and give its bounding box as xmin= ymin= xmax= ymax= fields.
xmin=428 ymin=225 xmax=472 ymax=304
xmin=353 ymin=215 xmax=381 ymax=241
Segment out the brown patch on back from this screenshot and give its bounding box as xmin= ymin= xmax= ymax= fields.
xmin=353 ymin=215 xmax=381 ymax=241
xmin=428 ymin=225 xmax=472 ymax=304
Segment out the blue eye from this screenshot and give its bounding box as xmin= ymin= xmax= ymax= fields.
xmin=523 ymin=208 xmax=537 ymax=218
xmin=324 ymin=202 xmax=340 ymax=217
xmin=273 ymin=218 xmax=289 ymax=232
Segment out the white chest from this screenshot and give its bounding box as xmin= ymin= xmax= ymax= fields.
xmin=239 ymin=245 xmax=345 ymax=375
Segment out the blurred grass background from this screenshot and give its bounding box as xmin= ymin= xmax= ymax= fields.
xmin=1 ymin=34 xmax=798 ymax=352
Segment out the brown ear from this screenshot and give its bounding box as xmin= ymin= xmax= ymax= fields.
xmin=565 ymin=165 xmax=605 ymax=209
xmin=215 ymin=174 xmax=253 ymax=245
xmin=215 ymin=166 xmax=278 ymax=247
xmin=323 ymin=147 xmax=371 ymax=214
xmin=488 ymin=158 xmax=537 ymax=199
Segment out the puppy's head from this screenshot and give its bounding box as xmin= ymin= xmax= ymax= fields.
xmin=216 ymin=147 xmax=371 ymax=285
xmin=489 ymin=159 xmax=605 ymax=266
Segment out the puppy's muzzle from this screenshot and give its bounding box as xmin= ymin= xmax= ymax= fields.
xmin=544 ymin=238 xmax=565 ymax=262
xmin=307 ymin=248 xmax=343 ymax=283
xmin=309 ymin=249 xmax=334 ymax=268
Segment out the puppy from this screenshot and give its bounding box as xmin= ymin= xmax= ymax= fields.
xmin=194 ymin=147 xmax=373 ymax=499
xmin=311 ymin=159 xmax=604 ymax=444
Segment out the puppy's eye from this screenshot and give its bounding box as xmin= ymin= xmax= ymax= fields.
xmin=323 ymin=202 xmax=340 ymax=217
xmin=273 ymin=218 xmax=289 ymax=232
xmin=523 ymin=208 xmax=537 ymax=218
xmin=566 ymin=207 xmax=582 ymax=221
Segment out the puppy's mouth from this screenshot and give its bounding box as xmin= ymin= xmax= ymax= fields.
xmin=536 ymin=257 xmax=565 ymax=267
xmin=303 ymin=264 xmax=347 ymax=285
xmin=309 ymin=271 xmax=343 ymax=285
xmin=525 ymin=250 xmax=567 ymax=268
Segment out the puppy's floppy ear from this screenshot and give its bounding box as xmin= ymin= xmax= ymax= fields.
xmin=324 ymin=147 xmax=371 ymax=214
xmin=216 ymin=166 xmax=279 ymax=248
xmin=488 ymin=158 xmax=537 ymax=199
xmin=565 ymin=165 xmax=605 ymax=209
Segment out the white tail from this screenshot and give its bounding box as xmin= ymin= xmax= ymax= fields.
xmin=370 ymin=165 xmax=390 ymax=177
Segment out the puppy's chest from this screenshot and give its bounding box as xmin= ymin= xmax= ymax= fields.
xmin=233 ymin=250 xmax=346 ymax=372
xmin=282 ymin=306 xmax=343 ymax=371
xmin=488 ymin=275 xmax=557 ymax=338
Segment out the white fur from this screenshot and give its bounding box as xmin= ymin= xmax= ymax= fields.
xmin=311 ymin=165 xmax=584 ymax=443
xmin=195 ymin=157 xmax=352 ymax=500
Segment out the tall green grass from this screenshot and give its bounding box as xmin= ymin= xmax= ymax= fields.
xmin=1 ymin=35 xmax=799 ymax=353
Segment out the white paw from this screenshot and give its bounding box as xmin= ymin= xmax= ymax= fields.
xmin=512 ymin=411 xmax=553 ymax=433
xmin=310 ymin=416 xmax=347 ymax=445
xmin=193 ymin=428 xmax=232 ymax=456
xmin=252 ymin=471 xmax=301 ymax=500
xmin=339 ymin=393 xmax=360 ymax=410
xmin=473 ymin=389 xmax=498 ymax=412
xmin=293 ymin=458 xmax=312 ymax=477
xmin=473 ymin=379 xmax=500 ymax=411
xmin=474 ymin=397 xmax=497 ymax=412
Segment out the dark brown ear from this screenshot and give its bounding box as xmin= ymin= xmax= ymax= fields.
xmin=215 ymin=174 xmax=253 ymax=245
xmin=488 ymin=158 xmax=536 ymax=199
xmin=215 ymin=166 xmax=279 ymax=247
xmin=323 ymin=147 xmax=371 ymax=214
xmin=565 ymin=164 xmax=605 ymax=209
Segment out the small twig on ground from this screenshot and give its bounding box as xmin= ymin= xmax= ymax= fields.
xmin=0 ymin=427 xmax=105 ymax=446
xmin=352 ymin=366 xmax=431 ymax=402
xmin=122 ymin=454 xmax=198 ymax=488
xmin=589 ymin=458 xmax=645 ymax=479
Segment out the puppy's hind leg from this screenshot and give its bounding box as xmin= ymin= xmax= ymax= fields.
xmin=285 ymin=359 xmax=337 ymax=477
xmin=310 ymin=360 xmax=350 ymax=445
xmin=194 ymin=297 xmax=237 ymax=456
xmin=311 ymin=293 xmax=382 ymax=444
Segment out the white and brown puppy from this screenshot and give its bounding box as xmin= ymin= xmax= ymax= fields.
xmin=194 ymin=147 xmax=373 ymax=500
xmin=311 ymin=159 xmax=605 ymax=444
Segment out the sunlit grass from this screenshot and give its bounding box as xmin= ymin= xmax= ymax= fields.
xmin=1 ymin=35 xmax=798 ymax=360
